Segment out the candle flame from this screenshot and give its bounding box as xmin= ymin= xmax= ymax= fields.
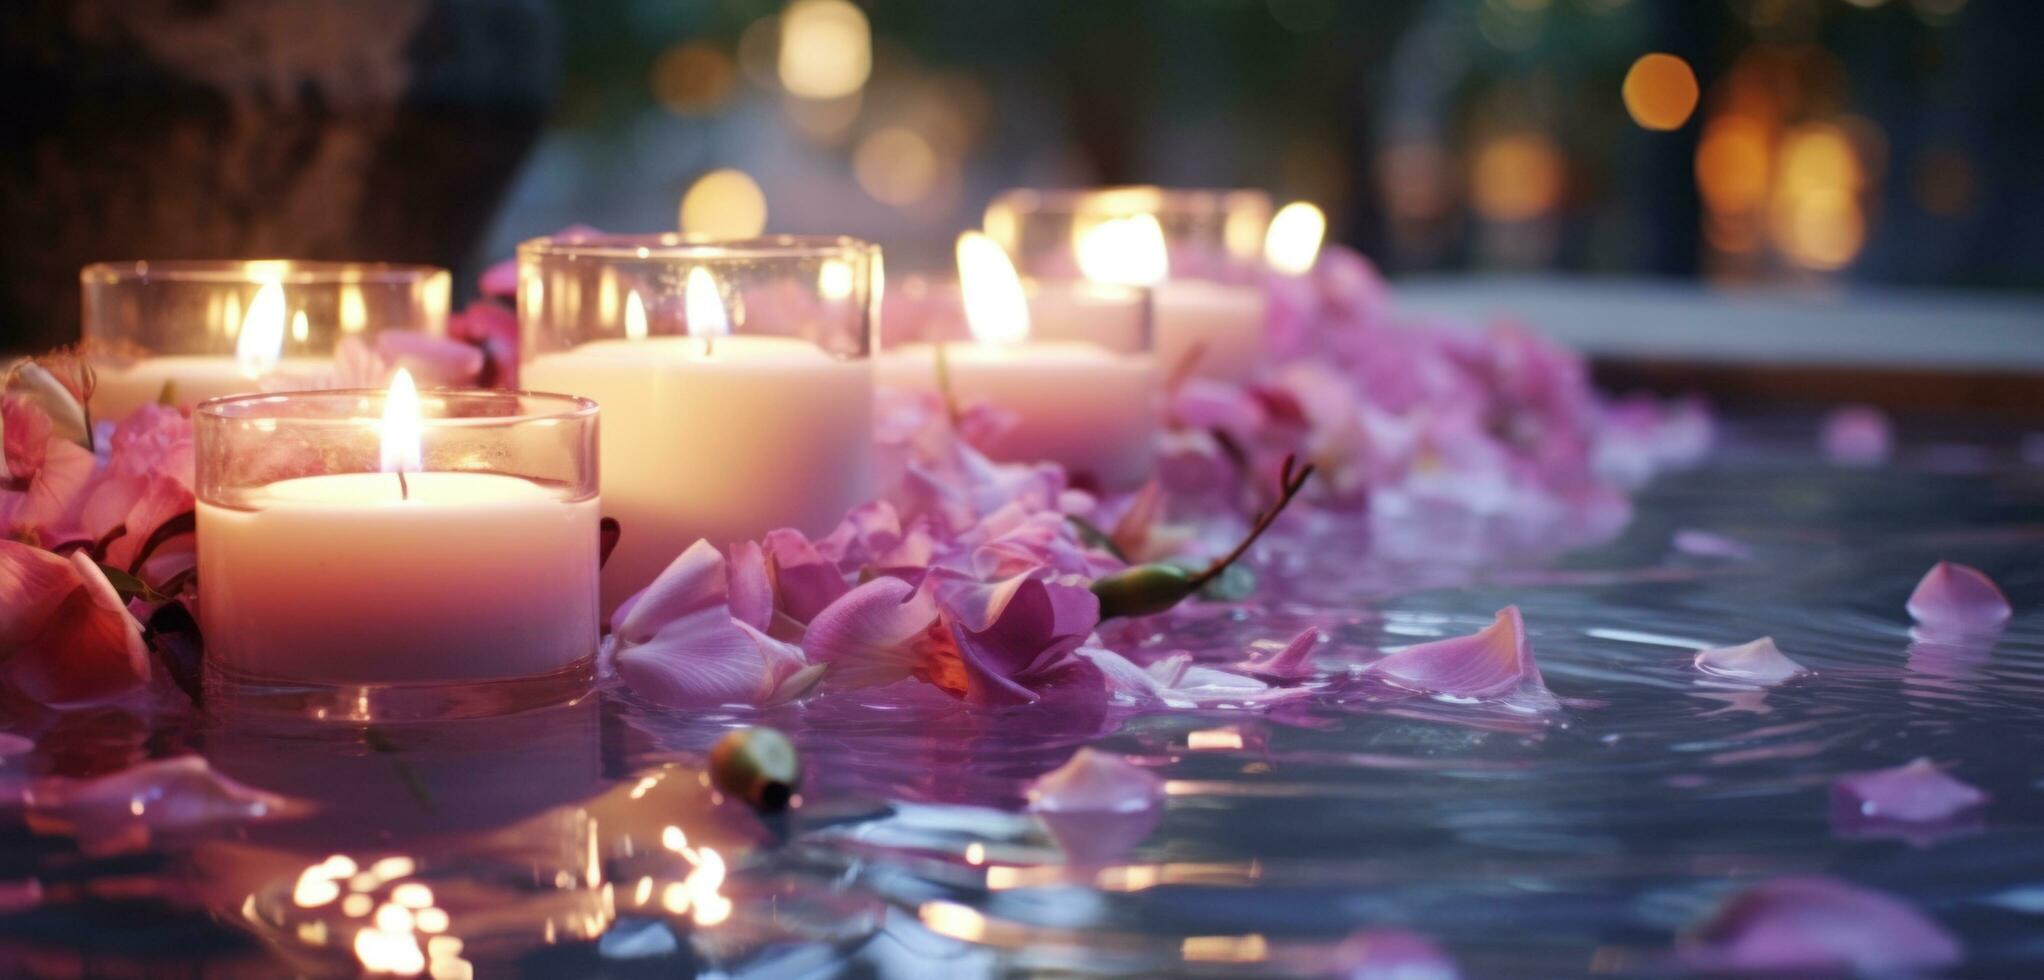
xmin=685 ymin=267 xmax=730 ymax=340
xmin=235 ymin=283 xmax=287 ymax=377
xmin=956 ymin=231 xmax=1030 ymax=347
xmin=623 ymin=290 xmax=648 ymax=341
xmin=1076 ymin=214 xmax=1168 ymax=286
xmin=380 ymin=368 xmax=423 ymax=475
xmin=1263 ymin=201 xmax=1326 ymax=276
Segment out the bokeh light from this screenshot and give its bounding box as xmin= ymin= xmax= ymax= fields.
xmin=1472 ymin=133 xmax=1564 ymax=222
xmin=1263 ymin=201 xmax=1327 ymax=275
xmin=853 ymin=127 xmax=939 ymax=206
xmin=651 ymin=42 xmax=735 ymax=116
xmin=778 ymin=0 xmax=872 ymax=99
xmin=679 ymin=169 xmax=768 ymax=238
xmin=1623 ymin=53 xmax=1700 ymax=131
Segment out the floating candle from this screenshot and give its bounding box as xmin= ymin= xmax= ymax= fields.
xmin=877 ymin=233 xmax=1157 ymax=489
xmin=520 ymin=245 xmax=875 ymax=612
xmin=195 ymin=376 xmax=600 ymax=711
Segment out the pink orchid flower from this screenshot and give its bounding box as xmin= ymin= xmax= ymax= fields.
xmin=609 ymin=540 xmax=813 ymax=709
xmin=0 ymin=541 xmax=150 ymax=707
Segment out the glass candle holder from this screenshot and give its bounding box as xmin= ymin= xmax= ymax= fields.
xmin=81 ymin=260 xmax=452 ymax=423
xmin=196 ymin=388 xmax=599 ymax=721
xmin=983 ymin=187 xmax=1273 ymax=381
xmin=518 ymin=233 xmax=879 ymax=613
xmin=879 ymin=271 xmax=1158 ymax=491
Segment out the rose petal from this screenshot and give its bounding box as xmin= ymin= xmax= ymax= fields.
xmin=0 ymin=540 xmax=80 ymax=648
xmin=1026 ymin=748 xmax=1163 ymax=814
xmin=614 ymin=540 xmax=727 ymax=643
xmin=24 ymin=756 xmax=304 ymax=856
xmin=1832 ymin=758 xmax=1988 ymax=825
xmin=801 ymin=576 xmax=940 ymax=690
xmin=614 ymin=609 xmax=805 ymax=708
xmin=1906 ymin=561 xmax=2011 ymax=635
xmin=1237 ymin=627 xmax=1321 ymax=681
xmin=1365 ymin=606 xmax=1553 ymax=705
xmin=1333 ymin=928 xmax=1460 ymax=980
xmin=1693 ymin=637 xmax=1807 ymax=686
xmin=2 ymin=552 xmax=149 ymax=707
xmin=1679 ymin=876 xmax=1962 ymax=974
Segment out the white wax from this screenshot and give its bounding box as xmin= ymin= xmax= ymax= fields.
xmin=1154 ymin=280 xmax=1268 ymax=382
xmin=198 ymin=472 xmax=599 ymax=684
xmin=523 ymin=335 xmax=874 ymax=612
xmin=877 ymin=341 xmax=1157 ymax=490
xmin=94 ymin=356 xmax=332 ymax=423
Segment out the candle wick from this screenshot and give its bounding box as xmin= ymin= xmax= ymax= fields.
xmin=702 ymin=335 xmax=715 ymax=358
xmin=397 ymin=469 xmax=410 ymax=502
xmin=933 ymin=341 xmax=962 ymax=429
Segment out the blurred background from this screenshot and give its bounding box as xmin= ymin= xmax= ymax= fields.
xmin=5 ymin=0 xmax=2041 ymax=382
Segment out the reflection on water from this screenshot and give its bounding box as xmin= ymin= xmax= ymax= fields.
xmin=3 ymin=445 xmax=2044 ymax=975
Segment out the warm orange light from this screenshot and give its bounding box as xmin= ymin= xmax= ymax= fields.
xmin=651 ymin=42 xmax=735 ymax=116
xmin=1623 ymin=53 xmax=1701 ymax=131
xmin=1263 ymin=202 xmax=1327 ymax=276
xmin=623 ymin=290 xmax=648 ymax=341
xmin=778 ymin=0 xmax=871 ymax=99
xmin=1695 ymin=114 xmax=1772 ymax=211
xmin=853 ymin=127 xmax=940 ymax=206
xmin=379 ymin=369 xmax=422 ymax=475
xmin=685 ymin=268 xmax=730 ymax=343
xmin=956 ymin=232 xmax=1030 ymax=347
xmin=235 ymin=283 xmax=287 ymax=377
xmin=1472 ymin=133 xmax=1564 ymax=222
xmin=1076 ymin=214 xmax=1169 ymax=286
xmin=679 ymin=169 xmax=768 ymax=238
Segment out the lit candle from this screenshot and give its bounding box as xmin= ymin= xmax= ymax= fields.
xmin=93 ymin=282 xmax=331 ymax=421
xmin=196 ymin=373 xmax=601 ymax=696
xmin=521 ymin=264 xmax=874 ymax=613
xmin=877 ymin=232 xmax=1157 ymax=489
xmin=1078 ymin=214 xmax=1269 ymax=383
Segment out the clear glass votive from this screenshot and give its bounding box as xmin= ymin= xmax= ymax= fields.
xmin=983 ymin=187 xmax=1274 ymax=381
xmin=879 ymin=272 xmax=1159 ymax=491
xmin=196 ymin=388 xmax=599 ymax=721
xmin=82 ymin=260 xmax=452 ymax=423
xmin=517 ymin=233 xmax=879 ymax=613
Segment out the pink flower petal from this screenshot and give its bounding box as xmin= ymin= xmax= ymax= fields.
xmin=764 ymin=528 xmax=851 ymax=624
xmin=1832 ymin=758 xmax=1988 ymax=825
xmin=1 ymin=550 xmax=149 ymax=707
xmin=0 ymin=540 xmax=79 ymax=648
xmin=1026 ymin=748 xmax=1163 ymax=814
xmin=801 ymin=576 xmax=940 ymax=690
xmin=726 ymin=540 xmax=774 ymax=632
xmin=100 ymin=472 xmax=194 ymax=572
xmin=614 ymin=540 xmax=727 ymax=643
xmin=1693 ymin=637 xmax=1807 ymax=686
xmin=1821 ymin=404 xmax=1892 ymax=465
xmin=1672 ymin=529 xmax=1752 ymax=560
xmin=24 ymin=756 xmax=304 ymax=856
xmin=1679 ymin=876 xmax=1961 ymax=974
xmin=1333 ymin=928 xmax=1461 ymax=980
xmin=1906 ymin=561 xmax=2011 ymax=635
xmin=1237 ymin=627 xmax=1322 ymax=681
xmin=614 ymin=609 xmax=805 ymax=708
xmin=1364 ymin=606 xmax=1554 ymax=706
xmin=373 ymin=330 xmax=486 ymax=387
xmin=3 ymin=395 xmax=53 ymax=479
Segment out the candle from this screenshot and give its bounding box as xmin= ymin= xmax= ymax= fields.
xmin=92 ymin=283 xmax=332 ymax=421
xmin=877 ymin=233 xmax=1156 ymax=489
xmin=521 ymin=265 xmax=873 ymax=612
xmin=196 ymin=375 xmax=600 ymax=703
xmin=1077 ymin=214 xmax=1269 ymax=383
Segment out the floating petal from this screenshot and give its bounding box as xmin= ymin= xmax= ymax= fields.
xmin=1820 ymin=404 xmax=1891 ymax=465
xmin=1365 ymin=606 xmax=1552 ymax=705
xmin=1333 ymin=928 xmax=1461 ymax=980
xmin=802 ymin=576 xmax=940 ymax=690
xmin=1693 ymin=637 xmax=1807 ymax=686
xmin=615 ymin=609 xmax=806 ymax=708
xmin=1237 ymin=628 xmax=1322 ymax=681
xmin=1679 ymin=876 xmax=1961 ymax=974
xmin=23 ymin=756 xmax=304 ymax=856
xmin=1026 ymin=748 xmax=1162 ymax=814
xmin=1832 ymin=758 xmax=1988 ymax=825
xmin=1906 ymin=561 xmax=2011 ymax=635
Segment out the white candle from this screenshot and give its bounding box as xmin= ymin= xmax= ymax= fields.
xmin=199 ymin=473 xmax=600 ymax=683
xmin=197 ymin=371 xmax=600 ymax=685
xmin=878 ymin=233 xmax=1157 ymax=489
xmin=92 ymin=283 xmax=331 ymax=423
xmin=522 ymin=276 xmax=873 ymax=612
xmin=1077 ymin=213 xmax=1269 ymax=382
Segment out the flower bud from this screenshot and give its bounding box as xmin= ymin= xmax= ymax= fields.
xmin=1090 ymin=563 xmax=1196 ymax=620
xmin=709 ymin=727 xmax=800 ymax=813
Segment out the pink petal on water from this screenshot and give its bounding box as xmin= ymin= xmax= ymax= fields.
xmin=1365 ymin=606 xmax=1553 ymax=705
xmin=1333 ymin=928 xmax=1461 ymax=980
xmin=725 ymin=540 xmax=774 ymax=632
xmin=1679 ymin=876 xmax=1961 ymax=974
xmin=23 ymin=756 xmax=305 ymax=856
xmin=1026 ymin=748 xmax=1163 ymax=814
xmin=1906 ymin=561 xmax=2011 ymax=634
xmin=933 ymin=571 xmax=1100 ymax=704
xmin=1237 ymin=628 xmax=1322 ymax=681
xmin=614 ymin=609 xmax=805 ymax=708
xmin=801 ymin=576 xmax=940 ymax=690
xmin=764 ymin=528 xmax=851 ymax=624
xmin=1820 ymin=404 xmax=1892 ymax=465
xmin=1832 ymin=758 xmax=1988 ymax=825
xmin=612 ymin=539 xmax=727 ymax=643
xmin=1672 ymin=529 xmax=1753 ymax=561
xmin=1693 ymin=637 xmax=1807 ymax=686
